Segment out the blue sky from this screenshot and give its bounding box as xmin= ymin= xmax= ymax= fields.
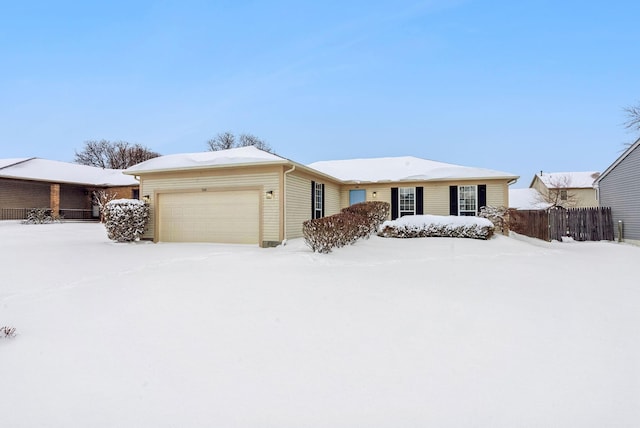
xmin=2 ymin=1 xmax=639 ymax=187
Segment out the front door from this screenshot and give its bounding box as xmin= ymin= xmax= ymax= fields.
xmin=349 ymin=189 xmax=366 ymax=206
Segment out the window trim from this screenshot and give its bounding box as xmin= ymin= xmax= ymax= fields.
xmin=314 ymin=182 xmax=323 ymax=219
xmin=458 ymin=185 xmax=477 ymax=216
xmin=398 ymin=187 xmax=416 ymax=217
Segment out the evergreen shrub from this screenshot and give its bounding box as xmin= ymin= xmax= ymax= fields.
xmin=103 ymin=199 xmax=149 ymax=242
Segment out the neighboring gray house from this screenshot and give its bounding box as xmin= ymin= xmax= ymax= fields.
xmin=594 ymin=138 xmax=640 ymax=245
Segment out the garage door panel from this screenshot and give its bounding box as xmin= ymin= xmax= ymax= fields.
xmin=159 ymin=191 xmax=259 ymax=244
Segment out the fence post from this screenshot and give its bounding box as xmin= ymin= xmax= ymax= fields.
xmin=618 ymin=220 xmax=623 ymax=243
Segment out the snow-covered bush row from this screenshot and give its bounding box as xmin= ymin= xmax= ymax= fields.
xmin=303 ymin=212 xmax=363 ymax=253
xmin=103 ymin=199 xmax=149 ymax=242
xmin=22 ymin=208 xmax=60 ymax=224
xmin=378 ymin=214 xmax=495 ymax=240
xmin=303 ymin=201 xmax=391 ymax=253
xmin=341 ymin=201 xmax=391 ymax=236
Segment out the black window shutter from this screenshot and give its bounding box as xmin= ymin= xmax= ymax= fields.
xmin=478 ymin=184 xmax=487 ymax=213
xmin=391 ymin=187 xmax=398 ymax=220
xmin=416 ymin=187 xmax=424 ymax=215
xmin=311 ymin=180 xmax=316 ymax=218
xmin=449 ymin=186 xmax=458 ymax=216
xmin=321 ymin=184 xmax=325 ymax=218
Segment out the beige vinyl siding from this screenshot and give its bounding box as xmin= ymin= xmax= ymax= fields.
xmin=340 ymin=185 xmax=392 ymax=216
xmin=285 ymin=173 xmax=311 ymax=239
xmin=426 ymin=181 xmax=509 ymax=214
xmin=485 ymin=181 xmax=509 ymax=209
xmin=531 ymin=176 xmax=597 ymax=208
xmin=423 ymin=184 xmax=450 ymax=215
xmin=339 ymin=180 xmax=510 ymax=216
xmin=140 ymin=167 xmax=280 ymax=242
xmin=324 ymin=182 xmax=341 ymax=216
xmin=571 ymin=188 xmax=598 ymax=208
xmin=284 ymin=171 xmax=342 ymax=239
xmin=530 ymin=176 xmax=547 ymax=195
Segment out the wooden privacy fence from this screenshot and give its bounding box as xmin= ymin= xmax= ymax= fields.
xmin=509 ymin=207 xmax=614 ymax=242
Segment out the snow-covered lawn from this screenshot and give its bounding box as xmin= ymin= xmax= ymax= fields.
xmin=1 ymin=221 xmax=639 ymax=427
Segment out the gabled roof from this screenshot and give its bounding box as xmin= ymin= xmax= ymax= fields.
xmin=124 ymin=146 xmax=289 ymax=174
xmin=307 ymin=156 xmax=518 ymax=183
xmin=594 ymin=137 xmax=640 ymax=185
xmin=530 ymin=171 xmax=600 ymax=189
xmin=0 ymin=158 xmax=138 ymax=186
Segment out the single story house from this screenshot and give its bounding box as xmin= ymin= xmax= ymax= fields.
xmin=0 ymin=158 xmax=139 ymax=220
xmin=125 ymin=147 xmax=518 ymax=247
xmin=529 ymin=171 xmax=600 ymax=208
xmin=594 ymin=138 xmax=640 ymax=245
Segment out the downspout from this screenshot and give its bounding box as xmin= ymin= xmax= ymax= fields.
xmin=283 ymin=165 xmax=296 ymax=244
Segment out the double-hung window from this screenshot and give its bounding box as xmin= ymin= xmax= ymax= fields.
xmin=313 ymin=182 xmax=323 ymax=219
xmin=399 ymin=187 xmax=415 ymax=217
xmin=458 ymin=185 xmax=477 ymax=216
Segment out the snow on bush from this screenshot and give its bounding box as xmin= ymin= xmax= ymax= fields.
xmin=22 ymin=208 xmax=61 ymax=224
xmin=103 ymin=199 xmax=149 ymax=242
xmin=341 ymin=201 xmax=391 ymax=236
xmin=478 ymin=205 xmax=509 ymax=232
xmin=378 ymin=214 xmax=495 ymax=240
xmin=303 ymin=201 xmax=391 ymax=253
xmin=1 ymin=326 xmax=16 ymax=339
xmin=303 ymin=212 xmax=364 ymax=253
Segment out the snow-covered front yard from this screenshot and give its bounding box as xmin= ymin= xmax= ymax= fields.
xmin=1 ymin=221 xmax=639 ymax=427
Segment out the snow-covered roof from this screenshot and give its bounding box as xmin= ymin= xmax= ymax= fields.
xmin=307 ymin=156 xmax=518 ymax=183
xmin=509 ymin=188 xmax=551 ymax=210
xmin=534 ymin=171 xmax=600 ymax=189
xmin=125 ymin=146 xmax=288 ymax=174
xmin=0 ymin=158 xmax=138 ymax=186
xmin=0 ymin=158 xmax=31 ymax=169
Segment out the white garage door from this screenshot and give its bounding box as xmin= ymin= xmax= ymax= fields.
xmin=158 ymin=191 xmax=259 ymax=244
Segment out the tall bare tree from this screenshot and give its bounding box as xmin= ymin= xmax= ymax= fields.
xmin=206 ymin=132 xmax=273 ymax=153
xmin=74 ymin=140 xmax=160 ymax=169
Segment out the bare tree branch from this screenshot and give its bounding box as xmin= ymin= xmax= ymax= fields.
xmin=206 ymin=131 xmax=274 ymax=153
xmin=92 ymin=190 xmax=119 ymax=223
xmin=74 ymin=140 xmax=160 ymax=169
xmin=206 ymin=132 xmax=236 ymax=151
xmin=534 ymin=174 xmax=579 ymax=208
xmin=623 ymin=103 xmax=640 ymax=133
xmin=238 ymin=133 xmax=273 ymax=153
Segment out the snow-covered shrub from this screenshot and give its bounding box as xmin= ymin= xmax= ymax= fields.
xmin=341 ymin=201 xmax=390 ymax=237
xmin=303 ymin=202 xmax=392 ymax=253
xmin=478 ymin=205 xmax=509 ymax=232
xmin=103 ymin=199 xmax=149 ymax=242
xmin=1 ymin=326 xmax=16 ymax=339
xmin=22 ymin=208 xmax=60 ymax=224
xmin=303 ymin=212 xmax=363 ymax=253
xmin=378 ymin=215 xmax=495 ymax=240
